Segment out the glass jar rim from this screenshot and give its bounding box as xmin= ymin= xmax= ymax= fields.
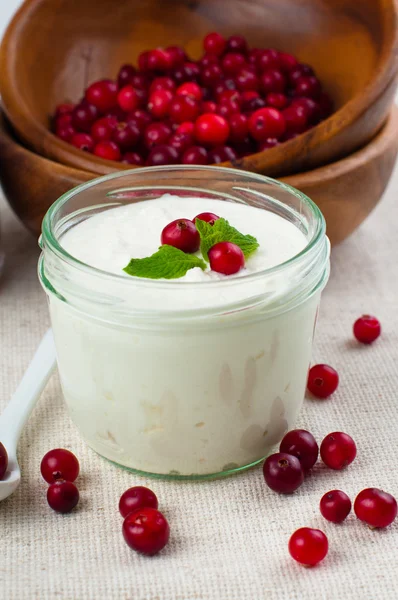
xmin=41 ymin=165 xmax=326 ymax=289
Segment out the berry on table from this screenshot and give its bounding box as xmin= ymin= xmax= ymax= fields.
xmin=0 ymin=442 xmax=8 ymax=480
xmin=40 ymin=448 xmax=79 ymax=483
xmin=307 ymin=364 xmax=339 ymax=398
xmin=122 ymin=507 xmax=170 ymax=555
xmin=161 ymin=218 xmax=200 ymax=253
xmin=262 ymin=452 xmax=304 ymax=493
xmin=288 ymin=528 xmax=328 ymax=566
xmin=47 ymin=480 xmax=79 ymax=513
xmin=353 ymin=315 xmax=381 ymax=344
xmin=320 ymin=432 xmax=357 ymax=470
xmin=209 ymin=242 xmax=245 ymax=275
xmin=119 ymin=486 xmax=159 ymax=519
xmin=279 ymin=429 xmax=319 ymax=472
xmin=320 ymin=490 xmax=352 ymax=523
xmin=354 ymin=488 xmax=397 ymax=528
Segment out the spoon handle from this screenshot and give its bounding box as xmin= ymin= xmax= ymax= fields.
xmin=0 ymin=329 xmax=57 ymax=449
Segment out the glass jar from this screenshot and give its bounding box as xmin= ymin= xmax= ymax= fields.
xmin=39 ymin=166 xmax=330 ymax=479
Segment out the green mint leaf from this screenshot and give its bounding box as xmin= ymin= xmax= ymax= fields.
xmin=123 ymin=245 xmax=207 ymax=279
xmin=196 ymin=218 xmax=260 ymax=261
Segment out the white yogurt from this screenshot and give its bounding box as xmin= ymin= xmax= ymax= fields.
xmin=47 ymin=195 xmax=323 ymax=477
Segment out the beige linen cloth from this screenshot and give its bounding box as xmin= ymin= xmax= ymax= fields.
xmin=0 ymin=172 xmax=397 ymax=600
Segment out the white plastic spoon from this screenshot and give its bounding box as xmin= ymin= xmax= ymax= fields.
xmin=0 ymin=329 xmax=57 ymax=501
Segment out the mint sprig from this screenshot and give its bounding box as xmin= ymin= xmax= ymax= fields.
xmin=196 ymin=218 xmax=259 ymax=261
xmin=123 ymin=245 xmax=206 ymax=279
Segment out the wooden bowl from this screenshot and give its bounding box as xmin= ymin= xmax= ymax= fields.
xmin=1 ymin=108 xmax=398 ymax=245
xmin=1 ymin=0 xmax=398 ymax=178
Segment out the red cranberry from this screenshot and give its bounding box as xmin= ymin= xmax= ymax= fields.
xmin=147 ymin=145 xmax=179 ymax=166
xmin=318 ymin=92 xmax=334 ymax=118
xmin=168 ymin=131 xmax=194 ymax=153
xmin=127 ymin=109 xmax=152 ymax=129
xmin=214 ymin=79 xmax=237 ymax=99
xmin=177 ymin=121 xmax=195 ymax=135
xmin=283 ymin=105 xmax=308 ymax=134
xmin=353 ymin=315 xmax=381 ymax=344
xmin=320 ymin=490 xmax=352 ymax=523
xmin=222 ymin=52 xmax=246 ymax=76
xmin=241 ymin=90 xmax=259 ymax=103
xmin=248 ymin=107 xmax=286 ymax=140
xmin=149 ymin=76 xmax=176 ymax=94
xmin=219 ymin=89 xmax=241 ymax=105
xmin=85 ymin=79 xmax=118 ymax=113
xmin=119 ymin=486 xmax=158 ymax=518
xmin=242 ymin=97 xmax=266 ymax=114
xmin=161 ymin=218 xmax=200 ymax=252
xmin=260 ymin=69 xmax=286 ymax=94
xmin=217 ymin=103 xmax=240 ymax=119
xmin=117 ymin=64 xmax=136 ymax=88
xmin=248 ymin=48 xmax=261 ymax=65
xmin=56 ymin=124 xmax=76 ymax=142
xmin=201 ymin=101 xmax=217 ymax=113
xmin=235 ymin=68 xmax=259 ymax=92
xmin=147 ymin=89 xmax=173 ymax=118
xmin=278 ymin=52 xmax=298 ymax=73
xmin=122 ymin=151 xmax=145 ymax=166
xmin=289 ymin=528 xmax=328 ymax=566
xmin=265 ymin=92 xmax=288 ymax=109
xmin=320 ymin=432 xmax=357 ymax=470
xmin=91 ymin=117 xmax=116 ymax=142
xmin=199 ymin=54 xmax=220 ymax=68
xmin=104 ymin=105 xmax=128 ymax=122
xmin=263 ymin=452 xmax=304 ymax=494
xmin=41 ymin=449 xmax=80 ymax=483
xmin=228 ymin=113 xmax=249 ymax=142
xmin=195 ymin=113 xmax=230 ymax=146
xmin=203 ymin=32 xmax=227 ymax=56
xmin=71 ymin=133 xmax=94 ymax=152
xmin=354 ymin=488 xmax=397 ymax=528
xmin=176 ymin=82 xmax=202 ymax=101
xmin=226 ymin=35 xmax=248 ymax=54
xmin=291 ymin=97 xmax=321 ymax=125
xmin=122 ymin=507 xmax=170 ymax=555
xmin=279 ymin=429 xmax=319 ymax=472
xmin=256 ymin=49 xmax=281 ymax=72
xmin=182 ymin=145 xmax=209 ymax=165
xmin=117 ymin=86 xmax=141 ymax=112
xmin=200 ymin=64 xmax=223 ymax=88
xmin=130 ymin=73 xmax=151 ymax=90
xmin=174 ymin=62 xmax=200 ymax=83
xmin=208 ymin=242 xmax=244 ymax=275
xmin=289 ymin=63 xmax=315 ymax=85
xmin=112 ymin=122 xmax=140 ymax=150
xmin=295 ymin=75 xmax=322 ymax=99
xmin=194 ymin=212 xmax=220 ymax=225
xmin=71 ymin=103 xmax=99 ymax=133
xmin=0 ymin=442 xmax=8 ymax=480
xmin=208 ymin=145 xmax=237 ymax=164
xmin=47 ymin=480 xmax=79 ymax=513
xmin=94 ymin=140 xmax=121 ymax=162
xmin=144 ymin=122 xmax=172 ymax=149
xmin=55 ymin=113 xmax=73 ymax=129
xmin=146 ymin=48 xmax=171 ymax=72
xmin=257 ymin=138 xmax=279 ymax=150
xmin=55 ymin=103 xmax=74 ymax=118
xmin=169 ymin=95 xmax=199 ymax=124
xmin=165 ymin=45 xmax=187 ymax=68
xmin=307 ymin=364 xmax=339 ymax=398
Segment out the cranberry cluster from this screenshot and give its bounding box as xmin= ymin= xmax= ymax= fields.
xmin=52 ymin=32 xmax=333 ymax=166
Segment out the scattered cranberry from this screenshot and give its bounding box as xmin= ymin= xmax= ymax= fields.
xmin=222 ymin=52 xmax=246 ymax=76
xmin=320 ymin=490 xmax=352 ymax=523
xmin=320 ymin=432 xmax=357 ymax=470
xmin=353 ymin=315 xmax=381 ymax=344
xmin=146 ymin=145 xmax=179 ymax=166
xmin=194 ymin=212 xmax=220 ymax=225
xmin=182 ymin=145 xmax=208 ymax=165
xmin=307 ymin=364 xmax=339 ymax=398
xmin=161 ymin=218 xmax=200 ymax=252
xmin=0 ymin=442 xmax=8 ymax=480
xmin=263 ymin=452 xmax=304 ymax=494
xmin=119 ymin=486 xmax=158 ymax=519
xmin=248 ymin=107 xmax=286 ymax=141
xmin=94 ymin=140 xmax=122 ymax=162
xmin=117 ymin=64 xmax=136 ymax=88
xmin=122 ymin=151 xmax=145 ymax=166
xmin=47 ymin=480 xmax=79 ymax=513
xmin=144 ymin=122 xmax=172 ymax=149
xmin=122 ymin=507 xmax=170 ymax=555
xmin=203 ymin=32 xmax=226 ymax=56
xmin=354 ymin=488 xmax=397 ymax=529
xmin=195 ymin=113 xmax=230 ymax=146
xmin=71 ymin=133 xmax=94 ymax=152
xmin=85 ymin=79 xmax=118 ymax=113
xmin=279 ymin=429 xmax=319 ymax=472
xmin=71 ymin=103 xmax=99 ymax=133
xmin=41 ymin=449 xmax=80 ymax=483
xmin=289 ymin=528 xmax=328 ymax=566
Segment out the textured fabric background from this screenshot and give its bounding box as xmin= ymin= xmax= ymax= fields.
xmin=1 ymin=161 xmax=398 ymax=600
